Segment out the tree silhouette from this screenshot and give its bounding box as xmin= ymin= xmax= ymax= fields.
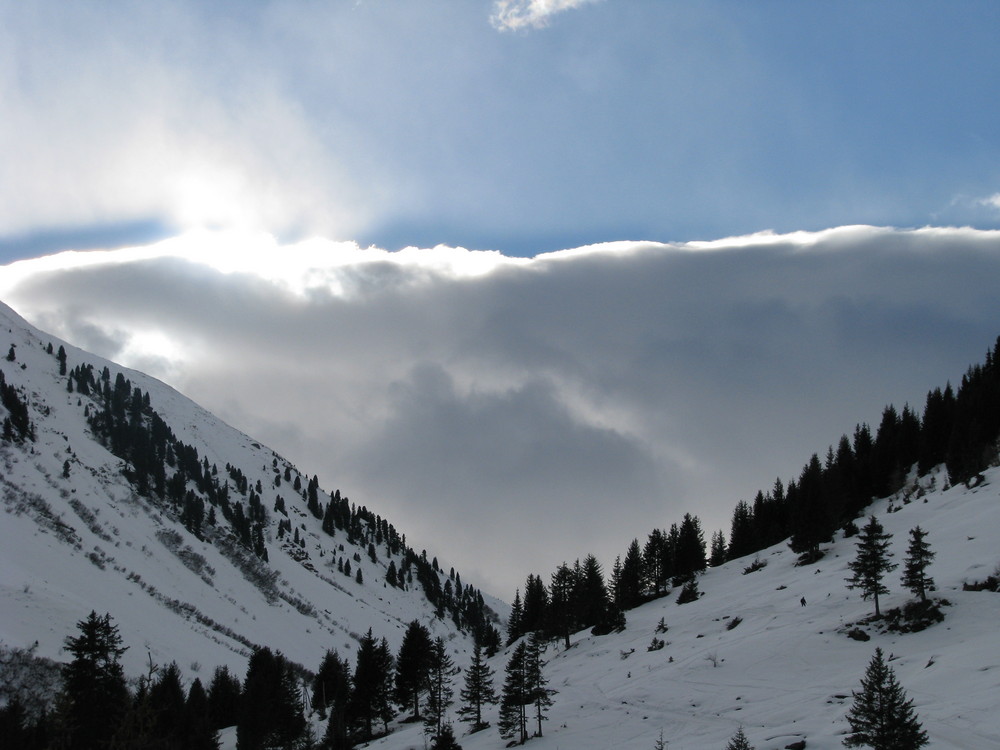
xmin=901 ymin=526 xmax=935 ymax=602
xmin=844 ymin=648 xmax=928 ymax=749
xmin=458 ymin=643 xmax=497 ymax=732
xmin=846 ymin=516 xmax=896 ymax=617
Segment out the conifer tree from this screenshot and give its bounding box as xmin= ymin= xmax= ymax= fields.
xmin=548 ymin=563 xmax=576 ymax=648
xmin=237 ymin=647 xmax=306 ymax=750
xmin=431 ymin=722 xmax=463 ymax=750
xmin=149 ymin=661 xmax=186 ymax=747
xmin=348 ymin=629 xmax=394 ymax=740
xmin=60 ymin=611 xmax=130 ymax=750
xmin=498 ymin=642 xmax=529 ymax=744
xmin=458 ymin=643 xmax=497 ymax=733
xmin=620 ymin=538 xmax=645 ymax=609
xmin=184 ymin=678 xmax=219 ymax=750
xmin=846 ymin=516 xmax=896 ymax=617
xmin=643 ymin=529 xmax=667 ymax=595
xmin=395 ymin=620 xmax=433 ymax=719
xmin=726 ymin=726 xmax=754 ymax=750
xmin=521 ymin=574 xmax=549 ymax=635
xmin=312 ymin=649 xmax=351 ymax=718
xmin=525 ymin=633 xmax=553 ymax=738
xmin=900 ymin=526 xmax=935 ymax=602
xmin=843 ymin=648 xmax=928 ymax=749
xmin=710 ymin=530 xmax=727 ymax=567
xmin=675 ymin=513 xmax=707 ymax=580
xmin=207 ymin=665 xmax=241 ymax=730
xmin=507 ymin=590 xmax=524 ymax=646
xmin=424 ymin=637 xmax=458 ymax=742
xmin=728 ymin=499 xmax=756 ymax=561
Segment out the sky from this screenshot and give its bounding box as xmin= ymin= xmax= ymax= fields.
xmin=1 ymin=1 xmax=1000 ymax=595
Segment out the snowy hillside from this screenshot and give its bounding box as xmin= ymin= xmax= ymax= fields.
xmin=2 ymin=295 xmax=999 ymax=749
xmin=0 ymin=300 xmax=501 ymax=682
xmin=372 ymin=467 xmax=1000 ymax=750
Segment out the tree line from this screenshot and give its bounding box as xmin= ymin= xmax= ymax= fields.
xmin=48 ymin=346 xmax=498 ymax=647
xmin=0 ymin=611 xmax=551 ymax=750
xmin=510 ymin=336 xmax=1000 ymax=647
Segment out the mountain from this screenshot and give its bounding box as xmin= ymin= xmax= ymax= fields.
xmin=3 ymin=296 xmax=999 ymax=749
xmin=0 ymin=300 xmax=502 ymax=685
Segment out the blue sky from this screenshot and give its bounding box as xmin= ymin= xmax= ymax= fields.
xmin=2 ymin=0 xmax=999 ymax=262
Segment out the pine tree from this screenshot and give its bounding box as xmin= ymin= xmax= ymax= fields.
xmin=184 ymin=678 xmax=219 ymax=750
xmin=237 ymin=647 xmax=305 ymax=750
xmin=675 ymin=513 xmax=707 ymax=580
xmin=458 ymin=643 xmax=497 ymax=733
xmin=643 ymin=529 xmax=667 ymax=595
xmin=60 ymin=611 xmax=130 ymax=750
xmin=312 ymin=649 xmax=351 ymax=719
xmin=207 ymin=665 xmax=241 ymax=730
xmin=521 ymin=574 xmax=549 ymax=635
xmin=710 ymin=530 xmax=727 ymax=567
xmin=548 ymin=562 xmax=576 ymax=648
xmin=620 ymin=538 xmax=645 ymax=609
xmin=497 ymin=642 xmax=529 ymax=744
xmin=507 ymin=589 xmax=524 ymax=645
xmin=431 ymin=721 xmax=463 ymax=750
xmin=846 ymin=516 xmax=896 ymax=617
xmin=726 ymin=726 xmax=754 ymax=750
xmin=728 ymin=499 xmax=756 ymax=561
xmin=843 ymin=648 xmax=928 ymax=749
xmin=424 ymin=637 xmax=458 ymax=742
xmin=576 ymin=554 xmax=610 ymax=631
xmin=149 ymin=661 xmax=186 ymax=747
xmin=525 ymin=633 xmax=553 ymax=738
xmin=348 ymin=629 xmax=394 ymax=740
xmin=395 ymin=620 xmax=433 ymax=719
xmin=900 ymin=526 xmax=935 ymax=602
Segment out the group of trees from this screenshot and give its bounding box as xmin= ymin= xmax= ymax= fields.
xmin=46 ymin=348 xmax=498 ymax=647
xmin=724 ymin=336 xmax=1000 ymax=568
xmin=507 ymin=554 xmax=621 ymax=647
xmin=846 ymin=519 xmax=936 ymax=617
xmin=507 ymin=513 xmax=711 ymax=647
xmin=1 ymin=612 xmax=493 ymax=750
xmin=0 ymin=611 xmax=224 ymax=750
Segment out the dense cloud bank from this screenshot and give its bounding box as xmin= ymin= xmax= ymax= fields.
xmin=2 ymin=225 xmax=998 ymax=594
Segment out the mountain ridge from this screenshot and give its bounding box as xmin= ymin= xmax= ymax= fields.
xmin=0 ymin=300 xmax=502 ymax=683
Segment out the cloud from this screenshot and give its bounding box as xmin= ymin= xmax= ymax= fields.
xmin=490 ymin=0 xmax=603 ymax=32
xmin=977 ymin=194 xmax=1000 ymax=211
xmin=1 ymin=226 xmax=999 ymax=594
xmin=0 ymin=3 xmax=389 ymax=242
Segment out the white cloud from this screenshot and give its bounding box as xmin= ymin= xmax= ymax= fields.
xmin=2 ymin=225 xmax=1000 ymax=594
xmin=977 ymin=193 xmax=1000 ymax=211
xmin=490 ymin=0 xmax=603 ymax=32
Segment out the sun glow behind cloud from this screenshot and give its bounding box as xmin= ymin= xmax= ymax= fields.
xmin=0 ymin=230 xmax=532 ymax=302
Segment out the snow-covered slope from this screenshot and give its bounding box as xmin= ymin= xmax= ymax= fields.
xmin=3 ymin=297 xmax=998 ymax=749
xmin=374 ymin=468 xmax=1000 ymax=750
xmin=0 ymin=301 xmax=500 ymax=681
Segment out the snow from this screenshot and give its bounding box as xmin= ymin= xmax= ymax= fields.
xmin=368 ymin=470 xmax=1000 ymax=749
xmin=2 ymin=297 xmax=999 ymax=748
xmin=0 ymin=300 xmax=496 ymax=682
